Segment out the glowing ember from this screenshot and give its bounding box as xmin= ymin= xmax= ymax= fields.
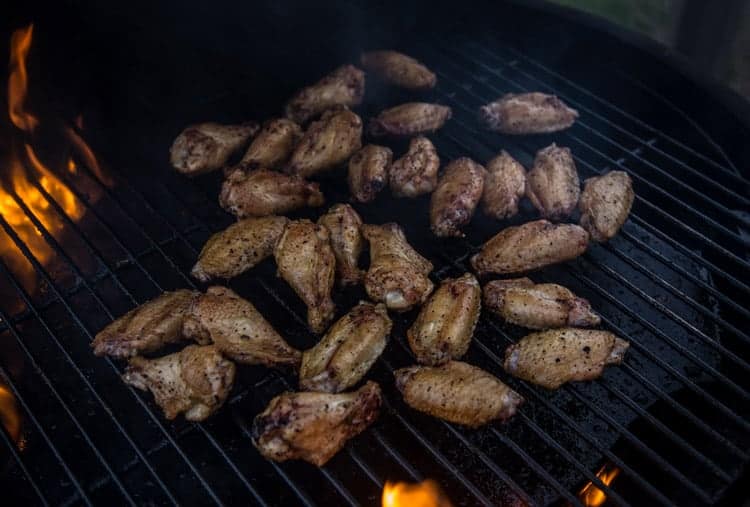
xmin=578 ymin=463 xmax=621 ymax=507
xmin=0 ymin=384 xmax=23 ymax=449
xmin=382 ymin=480 xmax=453 ymax=507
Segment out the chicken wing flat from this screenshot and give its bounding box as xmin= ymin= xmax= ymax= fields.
xmin=579 ymin=170 xmax=634 ymax=242
xmin=526 ymin=144 xmax=580 ymax=220
xmin=286 ymin=108 xmax=363 ymax=178
xmin=317 ymin=204 xmax=364 ymax=286
xmin=300 ymin=302 xmax=391 ymax=393
xmin=219 ymin=168 xmax=324 ymax=218
xmin=234 ymin=118 xmax=302 ymax=171
xmin=347 ymin=144 xmax=392 ymax=203
xmin=481 ymin=150 xmax=526 ymax=220
xmin=483 ymin=278 xmax=600 ymax=330
xmin=123 ymin=345 xmax=235 ymax=421
xmin=504 ymin=328 xmax=629 ymax=389
xmin=389 ymin=136 xmax=440 ymax=198
xmin=430 ymin=158 xmax=487 ymax=237
xmin=369 ymin=103 xmax=452 ymax=137
xmin=395 ymin=361 xmax=523 ymax=427
xmin=284 ymin=64 xmax=365 ymax=124
xmin=471 ymin=219 xmax=589 ymax=276
xmin=170 ymin=122 xmax=258 ymax=176
xmin=274 ymin=220 xmax=336 ymax=333
xmin=252 ymin=381 xmax=382 ymax=466
xmin=479 ymin=92 xmax=578 ymax=134
xmin=360 ymin=50 xmax=436 ymax=90
xmin=182 ymin=286 xmax=301 ymax=367
xmin=191 ymin=216 xmax=289 ymax=282
xmin=408 ymin=273 xmax=480 ymax=365
xmin=92 ymin=289 xmax=200 ymax=358
xmin=362 ymin=223 xmax=434 ymax=312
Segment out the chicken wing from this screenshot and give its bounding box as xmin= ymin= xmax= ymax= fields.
xmin=300 ymin=302 xmax=391 ymax=393
xmin=317 ymin=204 xmax=364 ymax=286
xmin=362 ymin=223 xmax=434 ymax=312
xmin=526 ymin=144 xmax=580 ymax=220
xmin=284 ymin=64 xmax=365 ymax=124
xmin=481 ymin=150 xmax=526 ymax=220
xmin=182 ymin=286 xmax=301 ymax=367
xmin=483 ymin=278 xmax=600 ymax=330
xmin=430 ymin=157 xmax=487 ymax=237
xmin=191 ymin=216 xmax=289 ymax=282
xmin=347 ymin=144 xmax=392 ymax=203
xmin=92 ymin=290 xmax=200 ymax=358
xmin=389 ymin=136 xmax=440 ymax=198
xmin=408 ymin=273 xmax=480 ymax=365
xmin=479 ymin=92 xmax=578 ymax=134
xmin=286 ymin=108 xmax=363 ymax=178
xmin=170 ymin=122 xmax=258 ymax=176
xmin=369 ymin=103 xmax=451 ymax=137
xmin=233 ymin=118 xmax=302 ymax=171
xmin=123 ymin=345 xmax=235 ymax=421
xmin=579 ymin=170 xmax=634 ymax=242
xmin=471 ymin=219 xmax=589 ymax=276
xmin=360 ymin=50 xmax=436 ymax=90
xmin=504 ymin=328 xmax=629 ymax=389
xmin=219 ymin=168 xmax=324 ymax=218
xmin=252 ymin=381 xmax=382 ymax=466
xmin=395 ymin=361 xmax=523 ymax=427
xmin=274 ymin=220 xmax=336 ymax=333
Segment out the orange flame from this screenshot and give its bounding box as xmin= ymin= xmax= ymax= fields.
xmin=382 ymin=480 xmax=453 ymax=507
xmin=8 ymin=24 xmax=38 ymax=132
xmin=0 ymin=385 xmax=23 ymax=449
xmin=578 ymin=464 xmax=621 ymax=507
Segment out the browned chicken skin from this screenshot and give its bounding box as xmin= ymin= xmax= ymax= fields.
xmin=284 ymin=65 xmax=365 ymax=124
xmin=360 ymin=50 xmax=436 ymax=90
xmin=300 ymin=302 xmax=391 ymax=393
xmin=252 ymin=381 xmax=382 ymax=466
xmin=483 ymin=278 xmax=600 ymax=330
xmin=92 ymin=290 xmax=201 ymax=358
xmin=481 ymin=150 xmax=526 ymax=220
xmin=504 ymin=328 xmax=629 ymax=389
xmin=471 ymin=219 xmax=589 ymax=276
xmin=395 ymin=361 xmax=523 ymax=427
xmin=347 ymin=144 xmax=392 ymax=203
xmin=233 ymin=118 xmax=302 ymax=172
xmin=317 ymin=204 xmax=364 ymax=286
xmin=362 ymin=223 xmax=434 ymax=312
xmin=526 ymin=144 xmax=580 ymax=220
xmin=407 ymin=273 xmax=481 ymax=365
xmin=219 ymin=168 xmax=324 ymax=218
xmin=369 ymin=103 xmax=452 ymax=137
xmin=123 ymin=345 xmax=235 ymax=421
xmin=389 ymin=136 xmax=440 ymax=198
xmin=579 ymin=170 xmax=634 ymax=242
xmin=274 ymin=220 xmax=336 ymax=333
xmin=429 ymin=157 xmax=487 ymax=237
xmin=170 ymin=122 xmax=259 ymax=176
xmin=479 ymin=92 xmax=578 ymax=134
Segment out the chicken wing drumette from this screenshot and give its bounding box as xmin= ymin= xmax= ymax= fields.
xmin=369 ymin=103 xmax=451 ymax=137
xmin=430 ymin=157 xmax=487 ymax=237
xmin=389 ymin=136 xmax=440 ymax=198
xmin=317 ymin=204 xmax=364 ymax=286
xmin=230 ymin=118 xmax=302 ymax=172
xmin=284 ymin=65 xmax=365 ymax=124
xmin=479 ymin=92 xmax=578 ymax=134
xmin=526 ymin=144 xmax=580 ymax=220
xmin=481 ymin=150 xmax=526 ymax=220
xmin=347 ymin=144 xmax=392 ymax=203
xmin=170 ymin=122 xmax=258 ymax=176
xmin=579 ymin=170 xmax=634 ymax=242
xmin=360 ymin=50 xmax=436 ymax=90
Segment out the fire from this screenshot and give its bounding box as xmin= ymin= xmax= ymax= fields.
xmin=8 ymin=24 xmax=38 ymax=132
xmin=0 ymin=385 xmax=23 ymax=449
xmin=578 ymin=464 xmax=621 ymax=507
xmin=382 ymin=480 xmax=452 ymax=507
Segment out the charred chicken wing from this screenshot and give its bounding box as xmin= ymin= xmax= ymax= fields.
xmin=170 ymin=122 xmax=258 ymax=176
xmin=284 ymin=64 xmax=365 ymax=124
xmin=360 ymin=50 xmax=436 ymax=90
xmin=233 ymin=118 xmax=302 ymax=171
xmin=389 ymin=136 xmax=440 ymax=198
xmin=481 ymin=150 xmax=526 ymax=220
xmin=317 ymin=204 xmax=364 ymax=286
xmin=526 ymin=144 xmax=580 ymax=220
xmin=579 ymin=170 xmax=634 ymax=242
xmin=347 ymin=144 xmax=392 ymax=203
xmin=479 ymin=92 xmax=578 ymax=134
xmin=430 ymin=157 xmax=487 ymax=237
xmin=369 ymin=102 xmax=451 ymax=137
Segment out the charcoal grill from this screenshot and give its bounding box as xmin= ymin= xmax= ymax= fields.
xmin=1 ymin=0 xmax=749 ymax=505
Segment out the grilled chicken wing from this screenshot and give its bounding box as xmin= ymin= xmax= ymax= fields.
xmin=430 ymin=158 xmax=486 ymax=237
xmin=360 ymin=50 xmax=436 ymax=90
xmin=233 ymin=118 xmax=302 ymax=171
xmin=191 ymin=216 xmax=289 ymax=282
xmin=347 ymin=144 xmax=392 ymax=203
xmin=408 ymin=273 xmax=480 ymax=365
xmin=300 ymin=302 xmax=391 ymax=393
xmin=471 ymin=219 xmax=589 ymax=276
xmin=369 ymin=103 xmax=451 ymax=137
xmin=526 ymin=144 xmax=580 ymax=220
xmin=170 ymin=122 xmax=258 ymax=176
xmin=284 ymin=65 xmax=365 ymax=124
xmin=481 ymin=150 xmax=526 ymax=220
xmin=286 ymin=108 xmax=363 ymax=178
xmin=252 ymin=381 xmax=382 ymax=466
xmin=579 ymin=170 xmax=634 ymax=242
xmin=92 ymin=290 xmax=200 ymax=358
xmin=123 ymin=345 xmax=235 ymax=421
xmin=182 ymin=286 xmax=301 ymax=367
xmin=483 ymin=278 xmax=600 ymax=330
xmin=317 ymin=204 xmax=364 ymax=286
xmin=362 ymin=223 xmax=434 ymax=312
xmin=389 ymin=136 xmax=440 ymax=198
xmin=479 ymin=92 xmax=578 ymax=134
xmin=504 ymin=328 xmax=629 ymax=389
xmin=274 ymin=220 xmax=336 ymax=333
xmin=395 ymin=361 xmax=523 ymax=427
xmin=220 ymin=168 xmax=324 ymax=218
